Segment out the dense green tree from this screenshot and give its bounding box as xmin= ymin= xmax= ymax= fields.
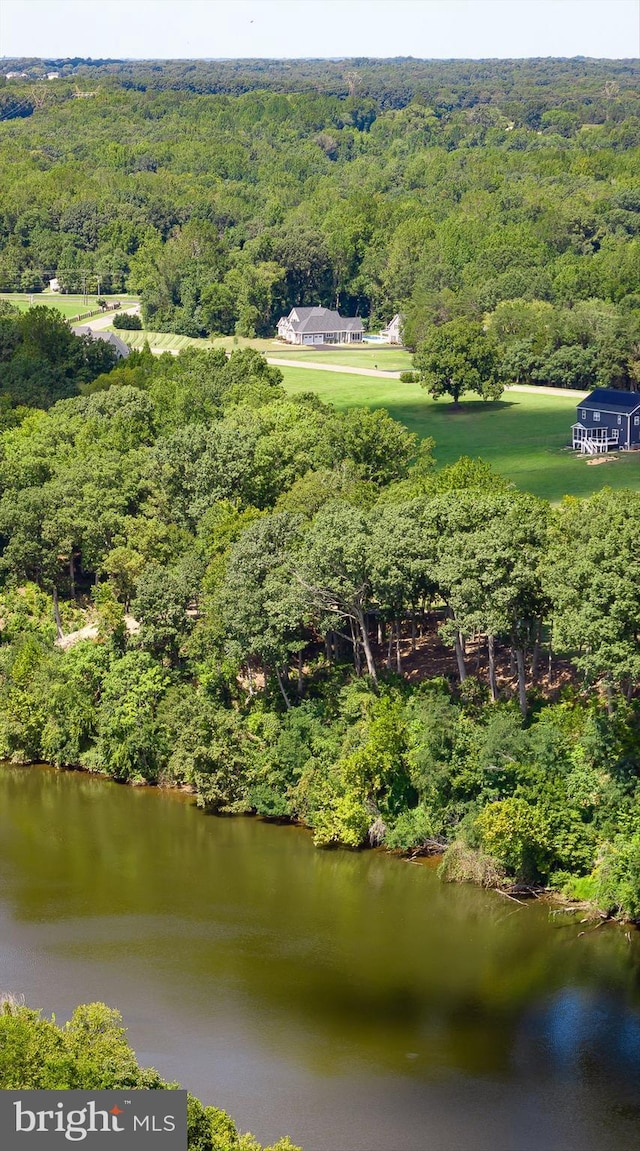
xmin=476 ymin=798 xmax=551 ymax=882
xmin=546 ymin=491 xmax=640 ymax=703
xmin=0 ymin=997 xmax=299 ymax=1150
xmin=161 ymin=689 xmax=251 ymax=810
xmin=414 ymin=319 xmax=503 ymax=406
xmin=132 ymin=564 xmax=194 ymax=665
xmin=92 ymin=651 xmax=170 ymax=781
xmin=594 ymin=830 xmax=640 ymax=919
xmin=296 ymin=501 xmax=378 ymax=683
xmin=218 ymin=513 xmax=306 ymax=704
xmin=329 ymin=407 xmax=417 ymax=486
xmin=0 ymin=305 xmax=118 ymax=408
xmin=112 ymin=312 xmax=142 ymax=329
xmin=433 ymin=491 xmax=549 ymax=712
xmin=369 ymin=501 xmax=436 ymax=672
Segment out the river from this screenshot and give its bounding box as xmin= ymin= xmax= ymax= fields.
xmin=1 ymin=763 xmax=639 ymax=1150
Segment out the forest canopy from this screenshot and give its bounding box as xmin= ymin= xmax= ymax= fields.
xmin=0 ymin=59 xmax=639 ymax=919
xmin=0 ymin=57 xmax=639 ymax=389
xmin=0 ymin=339 xmax=637 ymax=916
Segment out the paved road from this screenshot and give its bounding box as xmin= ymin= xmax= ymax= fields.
xmin=72 ymin=304 xmax=139 ymax=333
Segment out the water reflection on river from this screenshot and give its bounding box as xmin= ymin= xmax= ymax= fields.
xmin=1 ymin=763 xmax=639 ymax=1150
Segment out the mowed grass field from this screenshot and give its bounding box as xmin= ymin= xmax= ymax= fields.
xmin=278 ymin=366 xmax=640 ymax=502
xmin=0 ymin=294 xmax=139 ymax=320
xmin=266 ymin=345 xmax=413 ymax=371
xmin=122 ymin=330 xmax=206 ymax=353
xmin=122 ymin=331 xmax=284 ymax=353
xmin=5 ymin=304 xmax=636 ymax=502
xmin=121 ymin=331 xmax=412 ymax=370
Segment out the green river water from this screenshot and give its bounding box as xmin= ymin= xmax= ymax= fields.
xmin=1 ymin=763 xmax=639 ymax=1150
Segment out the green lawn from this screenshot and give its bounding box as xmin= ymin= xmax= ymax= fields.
xmin=11 ymin=311 xmax=632 ymax=503
xmin=278 ymin=366 xmax=640 ymax=502
xmin=121 ymin=330 xmax=208 ymax=352
xmin=121 ymin=331 xmax=281 ymax=353
xmin=266 ymin=345 xmax=413 ymax=371
xmin=0 ymin=293 xmax=139 ymax=320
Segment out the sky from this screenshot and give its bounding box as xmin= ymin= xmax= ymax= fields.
xmin=0 ymin=0 xmax=638 ymax=61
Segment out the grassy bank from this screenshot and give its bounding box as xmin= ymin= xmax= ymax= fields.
xmin=278 ymin=366 xmax=640 ymax=501
xmin=89 ymin=327 xmax=640 ymax=502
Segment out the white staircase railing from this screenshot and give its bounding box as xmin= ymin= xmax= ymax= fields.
xmin=573 ymin=425 xmax=619 ymax=454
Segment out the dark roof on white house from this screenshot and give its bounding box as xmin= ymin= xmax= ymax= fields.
xmin=580 ymin=388 xmax=640 ymax=412
xmin=287 ymin=307 xmax=363 ymax=334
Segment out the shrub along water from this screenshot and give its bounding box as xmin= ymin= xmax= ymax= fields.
xmin=0 ymin=996 xmax=299 ymax=1151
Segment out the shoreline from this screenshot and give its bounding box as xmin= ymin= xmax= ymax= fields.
xmin=5 ymin=757 xmax=625 ymax=930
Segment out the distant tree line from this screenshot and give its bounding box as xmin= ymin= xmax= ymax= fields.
xmin=0 ymin=59 xmax=638 ymax=390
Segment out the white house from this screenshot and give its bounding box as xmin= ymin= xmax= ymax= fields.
xmin=48 ymin=277 xmax=61 ymax=293
xmin=276 ymin=306 xmax=364 ymax=345
xmin=380 ymin=314 xmax=403 ymax=344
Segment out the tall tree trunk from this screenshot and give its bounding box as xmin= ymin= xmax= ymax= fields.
xmin=356 ymin=607 xmax=378 ymax=685
xmin=410 ymin=612 xmax=417 ymax=653
xmin=531 ymin=618 xmax=543 ymax=681
xmin=421 ymin=604 xmax=429 ymax=637
xmin=515 ymin=648 xmax=527 ymax=718
xmin=349 ymin=616 xmax=361 ymax=677
xmin=454 ymin=632 xmax=467 ymax=683
xmin=605 ymin=679 xmax=615 ymax=717
xmin=395 ymin=619 xmax=403 ymax=674
xmin=377 ymin=619 xmax=384 ymax=647
xmin=69 ymin=555 xmax=76 ymax=600
xmin=487 ymin=633 xmax=498 ymax=702
xmin=297 ymin=650 xmax=304 ymax=697
xmin=387 ymin=628 xmax=393 ymax=670
xmin=275 ymin=666 xmax=291 ymax=710
xmin=52 ymin=587 xmax=63 ymax=641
